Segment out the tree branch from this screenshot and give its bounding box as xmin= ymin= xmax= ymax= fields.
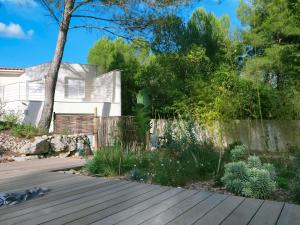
xmin=71 ymin=0 xmax=95 ymax=14
xmin=69 ymin=25 xmax=132 ymax=40
xmin=39 ymin=0 xmax=60 ymax=24
xmin=71 ymin=14 xmax=123 ymax=22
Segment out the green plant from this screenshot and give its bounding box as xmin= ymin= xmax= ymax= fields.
xmin=85 ymin=146 xmax=153 ymax=177
xmin=128 ymin=167 xmax=148 ymax=182
xmin=11 ymin=123 xmax=39 ymax=139
xmin=242 ymin=168 xmax=276 ymax=199
xmin=151 ymin=120 xmax=219 ymax=186
xmin=222 ymin=161 xmax=249 ymax=195
xmin=293 ymin=184 xmax=300 ymax=204
xmin=222 ymin=155 xmax=276 ymax=199
xmin=133 ymin=103 xmax=151 ymax=149
xmin=2 ymin=113 xmax=19 ymax=126
xmin=230 ymin=144 xmax=247 ymax=161
xmin=276 ymin=177 xmax=289 ymax=189
xmin=0 ymin=113 xmax=19 ymax=130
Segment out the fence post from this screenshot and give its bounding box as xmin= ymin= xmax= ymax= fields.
xmin=93 ymin=107 xmax=99 ymax=150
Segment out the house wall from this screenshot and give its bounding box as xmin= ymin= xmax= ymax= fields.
xmin=1 ymin=63 xmax=121 ymax=131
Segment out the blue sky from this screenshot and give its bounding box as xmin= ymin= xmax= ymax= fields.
xmin=0 ymin=0 xmax=241 ymax=68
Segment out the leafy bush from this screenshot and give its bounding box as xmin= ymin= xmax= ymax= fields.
xmin=11 ymin=124 xmax=39 ymax=138
xmin=243 ymin=168 xmax=276 ymax=199
xmin=152 ymin=121 xmax=219 ymax=186
xmin=85 ymin=146 xmax=132 ymax=176
xmin=85 ymin=146 xmax=155 ymax=177
xmin=0 ymin=111 xmax=39 ymax=138
xmin=222 ymin=161 xmax=249 ymax=195
xmin=293 ymin=184 xmax=300 ymax=203
xmin=133 ymin=103 xmax=151 ymax=148
xmin=276 ymin=177 xmax=289 ymax=189
xmin=230 ymin=144 xmax=247 ymax=161
xmin=128 ymin=167 xmax=148 ymax=182
xmin=222 ymin=155 xmax=276 ymax=199
xmin=0 ymin=113 xmax=19 ymax=130
xmin=86 ymin=120 xmax=219 ymax=187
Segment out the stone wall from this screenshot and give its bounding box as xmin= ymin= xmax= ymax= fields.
xmin=0 ymin=133 xmax=31 ymax=156
xmin=0 ymin=133 xmax=92 ymax=158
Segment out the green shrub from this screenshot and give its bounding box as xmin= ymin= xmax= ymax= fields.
xmin=222 ymin=155 xmax=276 ymax=199
xmin=11 ymin=123 xmax=39 ymax=138
xmin=0 ymin=113 xmax=19 ymax=130
xmin=230 ymin=144 xmax=247 ymax=161
xmin=276 ymin=177 xmax=289 ymax=189
xmin=128 ymin=167 xmax=148 ymax=182
xmin=247 ymin=155 xmax=262 ymax=169
xmin=243 ymin=168 xmax=276 ymax=199
xmin=221 ymin=161 xmax=249 ymax=195
xmin=152 ymin=121 xmax=219 ymax=186
xmin=85 ymin=146 xmax=155 ymax=177
xmin=85 ymin=146 xmax=132 ymax=176
xmin=293 ymin=184 xmax=300 ymax=203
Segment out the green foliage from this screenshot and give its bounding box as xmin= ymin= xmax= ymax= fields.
xmin=88 ymin=37 xmax=150 ymax=115
xmin=11 ymin=123 xmax=39 ymax=139
xmin=0 ymin=112 xmax=39 ymax=138
xmin=276 ymin=177 xmax=289 ymax=189
xmin=0 ymin=113 xmax=19 ymax=130
xmin=242 ymin=168 xmax=276 ymax=199
xmin=222 ymin=154 xmax=276 ymax=199
xmin=230 ymin=144 xmax=247 ymax=161
xmin=237 ymin=0 xmax=300 ymax=119
xmin=128 ymin=167 xmax=148 ymax=182
xmin=222 ymin=161 xmax=249 ymax=195
xmin=153 ymin=121 xmax=219 ymax=186
xmin=86 ymin=121 xmax=219 ymax=187
xmin=85 ymin=146 xmax=137 ymax=176
xmin=133 ymin=104 xmax=151 ymax=148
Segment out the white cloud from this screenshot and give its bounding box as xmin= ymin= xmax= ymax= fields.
xmin=0 ymin=22 xmax=34 ymax=39
xmin=0 ymin=0 xmax=37 ymax=7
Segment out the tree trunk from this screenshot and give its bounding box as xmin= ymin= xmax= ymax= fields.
xmin=38 ymin=0 xmax=75 ymax=132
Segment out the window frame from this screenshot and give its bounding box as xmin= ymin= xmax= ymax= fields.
xmin=65 ymin=77 xmax=86 ymax=99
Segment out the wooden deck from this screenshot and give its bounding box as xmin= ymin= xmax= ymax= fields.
xmin=0 ymin=158 xmax=300 ymax=225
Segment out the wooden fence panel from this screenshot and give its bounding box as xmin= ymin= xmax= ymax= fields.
xmin=97 ymin=116 xmax=138 ymax=147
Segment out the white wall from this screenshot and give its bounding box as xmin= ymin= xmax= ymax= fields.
xmin=1 ymin=63 xmax=122 ymax=130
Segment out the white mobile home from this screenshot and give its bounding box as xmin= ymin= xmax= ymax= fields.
xmin=0 ymin=63 xmax=121 ymax=131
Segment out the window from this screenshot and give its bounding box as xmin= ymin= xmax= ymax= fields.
xmin=65 ymin=78 xmax=85 ymax=98
xmin=28 ymin=80 xmax=44 ymax=100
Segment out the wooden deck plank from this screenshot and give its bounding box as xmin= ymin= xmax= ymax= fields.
xmin=0 ymin=173 xmax=89 ymax=193
xmin=0 ymin=159 xmax=298 ymax=225
xmin=45 ymin=186 xmax=168 ymax=225
xmin=167 ymin=193 xmax=227 ymax=225
xmin=0 ymin=158 xmax=84 ymax=180
xmin=220 ymin=198 xmax=263 ymax=225
xmin=0 ymin=176 xmax=106 ymax=214
xmin=248 ymin=200 xmax=284 ymax=225
xmin=141 ymin=192 xmax=212 ymax=225
xmin=276 ymin=203 xmax=300 ymax=225
xmin=0 ymin=180 xmax=123 ymax=220
xmin=2 ymin=182 xmax=137 ymax=225
xmin=10 ymin=183 xmax=158 ymax=225
xmin=193 ymin=195 xmax=245 ymax=225
xmin=0 ymin=172 xmax=71 ymax=191
xmin=90 ymin=188 xmax=183 ymax=225
xmin=116 ymin=189 xmax=198 ymax=225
